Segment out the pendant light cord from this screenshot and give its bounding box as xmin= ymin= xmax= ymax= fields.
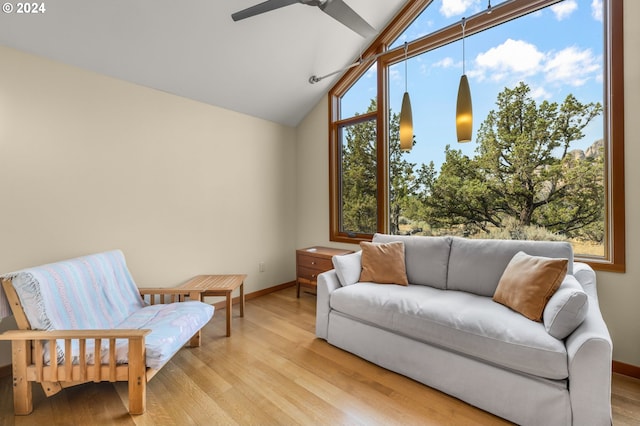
xmin=404 ymin=42 xmax=409 ymax=92
xmin=461 ymin=17 xmax=466 ymax=75
xmin=310 ymin=1 xmax=491 ymax=84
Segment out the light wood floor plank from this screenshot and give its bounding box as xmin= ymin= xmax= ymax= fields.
xmin=0 ymin=286 xmax=638 ymax=425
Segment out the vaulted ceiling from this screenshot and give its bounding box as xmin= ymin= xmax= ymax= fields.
xmin=0 ymin=0 xmax=408 ymax=126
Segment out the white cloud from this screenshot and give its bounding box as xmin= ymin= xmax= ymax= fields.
xmin=389 ymin=67 xmax=401 ymax=82
xmin=468 ymin=39 xmax=601 ymax=97
xmin=550 ymin=0 xmax=578 ymax=21
xmin=544 ymin=46 xmax=601 ymax=86
xmin=591 ymin=0 xmax=603 ymax=21
xmin=473 ymin=39 xmax=545 ymax=82
xmin=530 ymin=86 xmax=552 ymax=100
xmin=440 ymin=0 xmax=480 ymax=18
xmin=433 ymin=57 xmax=456 ymax=68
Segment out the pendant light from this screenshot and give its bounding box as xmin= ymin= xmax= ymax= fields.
xmin=399 ymin=42 xmax=413 ymax=151
xmin=456 ymin=17 xmax=473 ymax=143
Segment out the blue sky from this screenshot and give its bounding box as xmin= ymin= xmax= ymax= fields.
xmin=341 ymin=0 xmax=604 ymax=171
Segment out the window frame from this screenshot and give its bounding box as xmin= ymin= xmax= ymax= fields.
xmin=328 ymin=0 xmax=625 ymax=272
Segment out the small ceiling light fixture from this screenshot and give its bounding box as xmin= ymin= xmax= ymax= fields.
xmin=456 ymin=17 xmax=473 ymax=143
xmin=399 ymin=42 xmax=413 ymax=151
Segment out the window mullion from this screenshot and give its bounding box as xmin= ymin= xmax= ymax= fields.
xmin=377 ymin=49 xmax=389 ymax=235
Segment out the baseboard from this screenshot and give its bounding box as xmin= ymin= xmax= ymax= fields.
xmin=613 ymin=360 xmax=640 ymax=379
xmin=212 ymin=281 xmax=296 ymax=310
xmin=0 ymin=364 xmax=10 ymax=378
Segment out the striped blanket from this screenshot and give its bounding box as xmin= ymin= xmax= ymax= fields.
xmin=1 ymin=250 xmax=144 ymax=329
xmin=0 ymin=286 xmax=10 ymax=319
xmin=0 ymin=250 xmax=214 ymax=369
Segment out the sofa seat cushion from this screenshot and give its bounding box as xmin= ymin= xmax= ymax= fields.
xmin=45 ymin=301 xmax=214 ymax=370
xmin=330 ymin=283 xmax=568 ymax=380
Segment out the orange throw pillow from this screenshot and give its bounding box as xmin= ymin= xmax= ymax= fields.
xmin=493 ymin=251 xmax=568 ymax=322
xmin=359 ymin=241 xmax=409 ymax=285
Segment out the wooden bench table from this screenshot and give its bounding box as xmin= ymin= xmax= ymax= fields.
xmin=178 ymin=274 xmax=246 ymax=337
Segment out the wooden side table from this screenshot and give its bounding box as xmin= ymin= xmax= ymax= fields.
xmin=296 ymin=246 xmax=354 ymax=297
xmin=178 ymin=274 xmax=246 ymax=337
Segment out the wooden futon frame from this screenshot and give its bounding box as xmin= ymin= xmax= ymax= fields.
xmin=0 ymin=278 xmax=203 ymax=415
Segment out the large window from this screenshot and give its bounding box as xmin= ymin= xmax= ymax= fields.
xmin=329 ymin=0 xmax=624 ymax=272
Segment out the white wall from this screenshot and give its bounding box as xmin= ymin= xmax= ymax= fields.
xmin=0 ymin=46 xmax=297 ymax=365
xmin=295 ymin=0 xmax=640 ymax=367
xmin=594 ymin=0 xmax=640 ymax=367
xmin=294 ymin=100 xmax=352 ymax=252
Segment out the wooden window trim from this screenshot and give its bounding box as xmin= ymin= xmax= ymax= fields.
xmin=328 ymin=0 xmax=625 ymax=272
xmin=330 ymin=112 xmax=378 ymax=242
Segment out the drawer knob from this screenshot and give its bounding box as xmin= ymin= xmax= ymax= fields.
xmin=311 ymin=261 xmax=316 ymax=265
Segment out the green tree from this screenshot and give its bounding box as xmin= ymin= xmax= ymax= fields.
xmin=401 ymin=161 xmax=437 ymax=230
xmin=341 ymin=99 xmax=418 ymax=235
xmin=389 ymin=109 xmax=419 ymax=234
xmin=341 ymin=101 xmax=377 ymax=234
xmin=426 ymin=82 xmax=603 ymax=240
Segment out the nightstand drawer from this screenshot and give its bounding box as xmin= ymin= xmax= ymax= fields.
xmin=296 ymin=253 xmax=333 ymax=272
xmin=297 ymin=265 xmax=324 ymax=282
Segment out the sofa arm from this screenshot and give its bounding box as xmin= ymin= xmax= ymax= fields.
xmin=565 ymin=272 xmax=612 ymax=425
xmin=572 ymin=262 xmax=598 ymax=298
xmin=315 ymin=270 xmax=342 ymax=340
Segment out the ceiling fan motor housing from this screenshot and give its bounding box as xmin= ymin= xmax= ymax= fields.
xmin=300 ymin=0 xmax=328 ymax=6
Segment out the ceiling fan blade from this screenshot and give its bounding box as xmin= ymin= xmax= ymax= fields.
xmin=319 ymin=0 xmax=376 ymax=38
xmin=232 ymin=0 xmax=299 ymax=21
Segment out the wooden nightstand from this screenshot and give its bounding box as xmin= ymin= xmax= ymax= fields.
xmin=296 ymin=246 xmax=354 ymax=297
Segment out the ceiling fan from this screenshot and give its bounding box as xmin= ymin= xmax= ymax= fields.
xmin=231 ymin=0 xmax=376 ymax=38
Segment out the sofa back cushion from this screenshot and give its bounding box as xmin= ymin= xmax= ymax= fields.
xmin=332 ymin=251 xmax=362 ymax=286
xmin=8 ymin=250 xmax=144 ymax=331
xmin=543 ymin=274 xmax=589 ymax=339
xmin=447 ymin=238 xmax=574 ymax=297
xmin=372 ymin=233 xmax=452 ymax=289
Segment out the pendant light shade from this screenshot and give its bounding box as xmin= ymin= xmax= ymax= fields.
xmin=456 ymin=74 xmax=472 ymax=142
xmin=456 ymin=18 xmax=473 ymax=143
xmin=400 ymin=91 xmax=413 ymax=151
xmin=399 ymin=42 xmax=413 ymax=151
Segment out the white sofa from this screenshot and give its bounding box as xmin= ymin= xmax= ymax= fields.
xmin=316 ymin=234 xmax=612 ymax=426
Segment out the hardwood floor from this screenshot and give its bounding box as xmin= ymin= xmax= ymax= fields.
xmin=1 ymin=286 xmax=638 ymax=425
